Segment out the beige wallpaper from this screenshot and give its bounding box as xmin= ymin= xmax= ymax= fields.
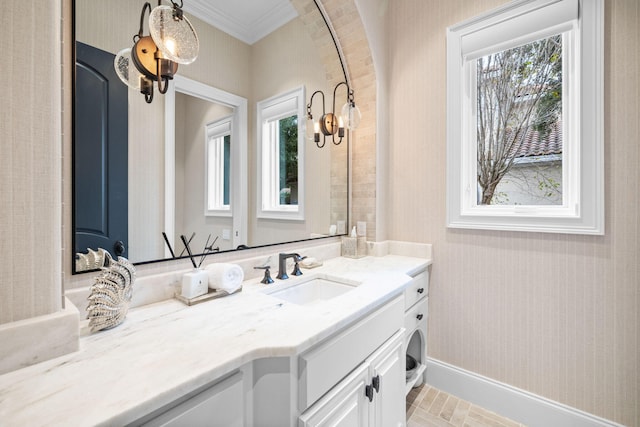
xmin=387 ymin=0 xmax=639 ymax=424
xmin=0 ymin=0 xmax=62 ymax=324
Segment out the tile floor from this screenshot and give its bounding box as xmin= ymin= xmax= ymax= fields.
xmin=406 ymin=385 xmax=526 ymax=427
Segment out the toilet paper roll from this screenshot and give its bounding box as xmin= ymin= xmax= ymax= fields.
xmin=205 ymin=263 xmax=244 ymax=294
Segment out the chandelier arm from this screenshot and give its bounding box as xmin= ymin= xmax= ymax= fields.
xmin=157 ymin=75 xmax=170 ymax=94
xmin=332 ymin=81 xmax=348 ymax=116
xmin=156 ymin=59 xmax=170 ymax=94
xmin=138 ymin=3 xmax=152 ymax=38
xmin=308 ymin=90 xmax=326 ymax=116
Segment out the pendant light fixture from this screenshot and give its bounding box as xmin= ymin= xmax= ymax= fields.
xmin=306 ymin=81 xmax=361 ymax=148
xmin=114 ymin=0 xmax=199 ymax=103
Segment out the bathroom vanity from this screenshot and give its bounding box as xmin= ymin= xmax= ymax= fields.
xmin=0 ymin=248 xmax=431 ymax=426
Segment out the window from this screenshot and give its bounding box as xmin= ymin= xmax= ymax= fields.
xmin=446 ymin=0 xmax=604 ymax=234
xmin=257 ymin=87 xmax=305 ymax=220
xmin=205 ymin=116 xmax=232 ymax=216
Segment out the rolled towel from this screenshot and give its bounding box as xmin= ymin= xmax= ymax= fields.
xmin=205 ymin=263 xmax=244 ymax=294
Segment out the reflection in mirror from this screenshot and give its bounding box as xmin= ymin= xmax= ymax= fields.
xmin=176 ymin=95 xmax=234 ymax=253
xmin=205 ymin=116 xmax=232 ymax=216
xmin=164 ymin=76 xmax=248 ymax=259
xmin=257 ymin=87 xmax=306 ymax=221
xmin=74 ymin=0 xmax=348 ymax=269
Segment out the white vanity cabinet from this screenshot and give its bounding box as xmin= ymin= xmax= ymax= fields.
xmin=298 ymin=294 xmax=406 ymax=427
xmin=404 ymin=269 xmax=429 ymax=394
xmin=137 ymin=372 xmax=244 ymax=427
xmin=298 ymin=362 xmax=371 ymax=426
xmin=369 ymin=332 xmax=406 ymax=427
xmin=299 ymin=331 xmax=405 ymax=427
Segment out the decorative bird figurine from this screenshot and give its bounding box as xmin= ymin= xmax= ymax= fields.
xmin=86 ymin=251 xmax=136 ymax=333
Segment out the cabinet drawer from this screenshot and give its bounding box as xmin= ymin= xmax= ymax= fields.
xmin=298 ymin=296 xmax=404 ymax=411
xmin=141 ymin=372 xmax=243 ymax=427
xmin=404 ymin=297 xmax=428 ymax=337
xmin=404 ymin=270 xmax=429 ymax=310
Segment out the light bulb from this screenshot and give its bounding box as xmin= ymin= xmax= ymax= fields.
xmin=114 ymin=48 xmax=142 ymax=90
xmin=163 ymin=38 xmax=177 ymax=56
xmin=314 ymin=121 xmax=321 ymax=143
xmin=149 ymin=5 xmax=199 ymax=65
xmin=341 ymin=102 xmax=362 ymax=130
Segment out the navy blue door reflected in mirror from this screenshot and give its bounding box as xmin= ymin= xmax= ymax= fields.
xmin=74 ymin=41 xmax=129 ymax=269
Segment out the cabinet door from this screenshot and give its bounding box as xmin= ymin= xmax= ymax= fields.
xmin=299 ymin=363 xmax=369 ymax=427
xmin=368 ymin=331 xmax=405 ymax=427
xmin=142 ymin=373 xmax=243 ymax=427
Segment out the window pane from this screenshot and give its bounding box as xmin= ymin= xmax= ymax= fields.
xmin=476 ymin=35 xmax=563 ymax=206
xmin=223 ymin=135 xmax=230 ymax=206
xmin=278 ymin=115 xmax=298 ymax=206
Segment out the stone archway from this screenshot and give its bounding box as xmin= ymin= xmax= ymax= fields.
xmin=291 ymin=0 xmax=378 ymax=241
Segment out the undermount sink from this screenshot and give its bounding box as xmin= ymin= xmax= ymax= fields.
xmin=265 ymin=275 xmax=360 ymax=305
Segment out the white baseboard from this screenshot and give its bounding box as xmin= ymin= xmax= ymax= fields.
xmin=425 ymin=358 xmax=623 ymax=427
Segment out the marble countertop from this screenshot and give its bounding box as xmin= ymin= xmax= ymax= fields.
xmin=0 ymin=254 xmax=430 ymax=426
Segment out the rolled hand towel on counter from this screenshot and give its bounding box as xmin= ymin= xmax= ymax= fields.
xmin=205 ymin=263 xmax=244 ymax=294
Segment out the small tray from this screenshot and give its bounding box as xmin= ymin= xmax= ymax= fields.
xmin=301 ymin=260 xmax=323 ymax=269
xmin=174 ymin=286 xmax=242 ymax=306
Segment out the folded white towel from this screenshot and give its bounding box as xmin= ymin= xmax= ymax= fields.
xmin=205 ymin=263 xmax=244 ymax=294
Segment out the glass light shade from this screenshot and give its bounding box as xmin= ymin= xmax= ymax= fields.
xmin=341 ymin=102 xmax=362 ymax=130
xmin=114 ymin=48 xmax=143 ymax=90
xmin=149 ymin=5 xmax=199 ymax=65
xmin=306 ymin=117 xmax=317 ymax=141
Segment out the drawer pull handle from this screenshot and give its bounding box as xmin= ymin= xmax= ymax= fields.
xmin=365 ymin=384 xmax=374 ymax=402
xmin=416 ymin=314 xmax=424 ymax=321
xmin=372 ymin=375 xmax=380 ymax=393
xmin=417 ymin=288 xmax=424 ymax=294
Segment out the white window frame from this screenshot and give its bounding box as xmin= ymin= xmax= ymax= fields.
xmin=205 ymin=116 xmax=232 ymax=217
xmin=446 ymin=0 xmax=604 ymax=234
xmin=256 ymin=86 xmax=305 ymax=221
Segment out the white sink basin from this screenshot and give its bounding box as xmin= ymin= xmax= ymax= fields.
xmin=265 ymin=275 xmax=360 ymax=305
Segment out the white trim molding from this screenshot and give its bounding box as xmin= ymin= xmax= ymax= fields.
xmin=165 ymin=75 xmax=248 ymax=252
xmin=426 ymin=358 xmax=624 ymax=427
xmin=0 ymin=299 xmax=79 ymax=375
xmin=446 ymin=0 xmax=604 ymax=235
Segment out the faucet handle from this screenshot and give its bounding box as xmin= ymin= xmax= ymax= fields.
xmin=254 ymin=265 xmax=274 ymax=284
xmin=291 ymin=255 xmax=307 ymax=276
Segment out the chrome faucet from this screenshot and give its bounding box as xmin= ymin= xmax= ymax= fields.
xmin=277 ymin=253 xmax=306 ymax=280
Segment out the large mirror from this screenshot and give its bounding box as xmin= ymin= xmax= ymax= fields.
xmin=73 ymin=0 xmax=349 ymax=270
